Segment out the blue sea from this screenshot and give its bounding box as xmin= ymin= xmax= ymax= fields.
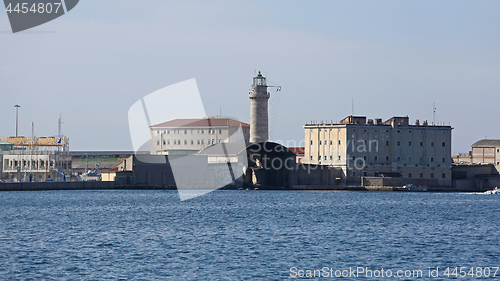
xmin=0 ymin=190 xmax=499 ymax=280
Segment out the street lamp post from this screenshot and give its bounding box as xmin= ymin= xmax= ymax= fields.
xmin=14 ymin=105 xmax=20 ymax=137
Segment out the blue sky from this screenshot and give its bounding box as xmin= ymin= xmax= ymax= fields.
xmin=1 ymin=0 xmax=499 ymax=153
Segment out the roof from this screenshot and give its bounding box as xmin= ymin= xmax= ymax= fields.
xmin=0 ymin=142 xmax=13 ymax=145
xmin=472 ymin=139 xmax=500 ymax=148
xmin=288 ymin=147 xmax=305 ymax=155
xmin=198 ymin=143 xmax=248 ymax=156
xmin=150 ymin=118 xmax=250 ymax=128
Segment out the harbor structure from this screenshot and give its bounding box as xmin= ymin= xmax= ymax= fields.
xmin=0 ymin=137 xmax=71 ymax=182
xmin=304 ymin=116 xmax=453 ymax=186
xmin=471 ymin=139 xmax=500 ymax=171
xmin=149 ymin=117 xmax=250 ymax=155
xmin=249 ymin=71 xmax=270 ymax=143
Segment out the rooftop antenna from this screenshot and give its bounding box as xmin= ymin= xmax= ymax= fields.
xmin=433 ymin=103 xmax=436 ymax=125
xmin=351 ymin=98 xmax=354 ymax=116
xmin=220 ymin=107 xmax=222 ymax=117
xmin=58 ymin=114 xmax=63 ymax=138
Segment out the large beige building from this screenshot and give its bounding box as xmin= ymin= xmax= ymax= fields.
xmin=471 ymin=139 xmax=500 ymax=172
xmin=149 ymin=117 xmax=250 ymax=155
xmin=304 ymin=116 xmax=453 ymax=186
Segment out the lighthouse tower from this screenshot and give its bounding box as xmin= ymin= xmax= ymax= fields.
xmin=249 ymin=71 xmax=270 ymax=143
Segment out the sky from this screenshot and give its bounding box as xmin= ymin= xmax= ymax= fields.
xmin=1 ymin=0 xmax=499 ymax=153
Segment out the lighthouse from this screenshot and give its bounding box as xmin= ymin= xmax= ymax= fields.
xmin=249 ymin=71 xmax=270 ymax=143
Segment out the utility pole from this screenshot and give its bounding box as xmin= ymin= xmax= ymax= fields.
xmin=14 ymin=105 xmax=20 ymax=137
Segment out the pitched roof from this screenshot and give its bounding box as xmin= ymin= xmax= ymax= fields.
xmin=472 ymin=139 xmax=500 ymax=148
xmin=288 ymin=147 xmax=305 ymax=155
xmin=150 ymin=118 xmax=250 ymax=128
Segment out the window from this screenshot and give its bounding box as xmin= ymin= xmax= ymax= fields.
xmin=201 ymin=139 xmax=204 ymax=144
xmin=363 ymin=171 xmax=368 ymax=176
xmin=430 ymin=157 xmax=434 ymax=162
xmin=441 ymin=141 xmax=446 ymax=147
xmin=352 ymin=129 xmax=356 ymax=132
xmin=310 ymin=140 xmax=313 ymax=145
xmin=374 ymin=129 xmax=378 ymax=132
xmin=420 ymin=172 xmax=424 ymax=178
xmin=442 ymin=131 xmax=446 ymax=134
xmin=157 ymin=130 xmax=159 ymax=134
xmin=363 ymin=155 xmax=367 ymax=160
xmin=352 ymin=156 xmax=356 ymax=160
xmin=374 ymin=156 xmax=378 ymax=161
xmin=408 ymin=172 xmax=412 ymax=178
xmin=173 ymin=140 xmax=177 ymax=145
xmin=430 ymin=173 xmax=435 ymax=178
xmin=397 ymin=130 xmax=401 ymax=133
xmin=396 ymin=156 xmax=401 ymax=162
xmin=420 ymin=157 xmax=424 ymax=163
xmin=408 ymin=130 xmax=412 ymax=133
xmin=430 ymin=141 xmax=435 ymax=147
xmin=324 ymin=156 xmax=327 ymax=160
xmin=330 ymin=156 xmax=332 ymax=160
xmin=408 ymin=141 xmax=412 ymax=146
xmin=167 ymin=130 xmax=170 ymax=134
xmin=397 ymin=141 xmax=401 ymax=146
xmin=338 ymin=140 xmax=341 ymax=145
xmin=191 ymin=140 xmax=194 ymax=145
xmin=219 ymin=129 xmax=222 ymax=134
xmin=386 ymin=141 xmax=390 ymax=146
xmin=442 ymin=157 xmax=446 ymax=163
xmin=442 ymin=173 xmax=446 ymax=179
xmin=163 ymin=140 xmax=166 ymax=145
xmin=310 ymin=156 xmax=313 ymax=160
xmin=185 ymin=130 xmax=187 ymax=134
xmin=191 ymin=129 xmax=194 ymax=134
xmin=385 ymin=130 xmax=389 ymax=133
xmin=330 ymin=140 xmax=332 ymax=145
xmin=201 ymin=129 xmax=204 ymax=134
xmin=338 ymin=156 xmax=341 ymax=160
xmin=363 ymin=129 xmax=367 ymax=132
xmin=386 ymin=156 xmax=389 ymax=161
xmin=419 ymin=141 xmax=423 ymax=147
xmin=212 ymin=139 xmax=215 ymax=144
xmin=319 ymin=140 xmax=322 ymax=145
xmin=157 ymin=140 xmax=160 ymax=146
xmin=197 ymin=139 xmax=200 ymax=145
xmin=408 ymin=156 xmax=412 ymax=162
xmin=163 ymin=131 xmax=166 ymax=134
xmin=184 ymin=140 xmax=187 ymax=145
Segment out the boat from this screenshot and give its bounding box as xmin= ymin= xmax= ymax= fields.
xmin=395 ymin=184 xmax=428 ymax=192
xmin=483 ymin=187 xmax=499 ymax=194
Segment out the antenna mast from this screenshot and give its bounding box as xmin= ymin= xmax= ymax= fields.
xmin=433 ymin=103 xmax=436 ymax=125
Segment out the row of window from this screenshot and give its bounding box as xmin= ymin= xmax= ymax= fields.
xmin=156 ymin=129 xmax=224 ymax=135
xmin=310 ymin=155 xmax=448 ymax=163
xmin=310 ymin=140 xmax=447 ymax=147
xmin=396 ymin=141 xmax=446 ymax=147
xmin=313 ymin=128 xmax=447 ymax=134
xmin=156 ymin=139 xmax=221 ymax=146
xmin=350 ymin=171 xmax=446 ymax=179
xmin=407 ymin=172 xmax=446 ymax=179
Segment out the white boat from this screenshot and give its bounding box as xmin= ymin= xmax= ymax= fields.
xmin=484 ymin=187 xmax=499 ymax=194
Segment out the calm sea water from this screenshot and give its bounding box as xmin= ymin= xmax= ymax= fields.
xmin=0 ymin=190 xmax=499 ymax=280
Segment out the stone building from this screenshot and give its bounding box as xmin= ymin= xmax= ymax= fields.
xmin=471 ymin=139 xmax=500 ymax=172
xmin=149 ymin=117 xmax=250 ymax=155
xmin=304 ymin=115 xmax=453 ymax=186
